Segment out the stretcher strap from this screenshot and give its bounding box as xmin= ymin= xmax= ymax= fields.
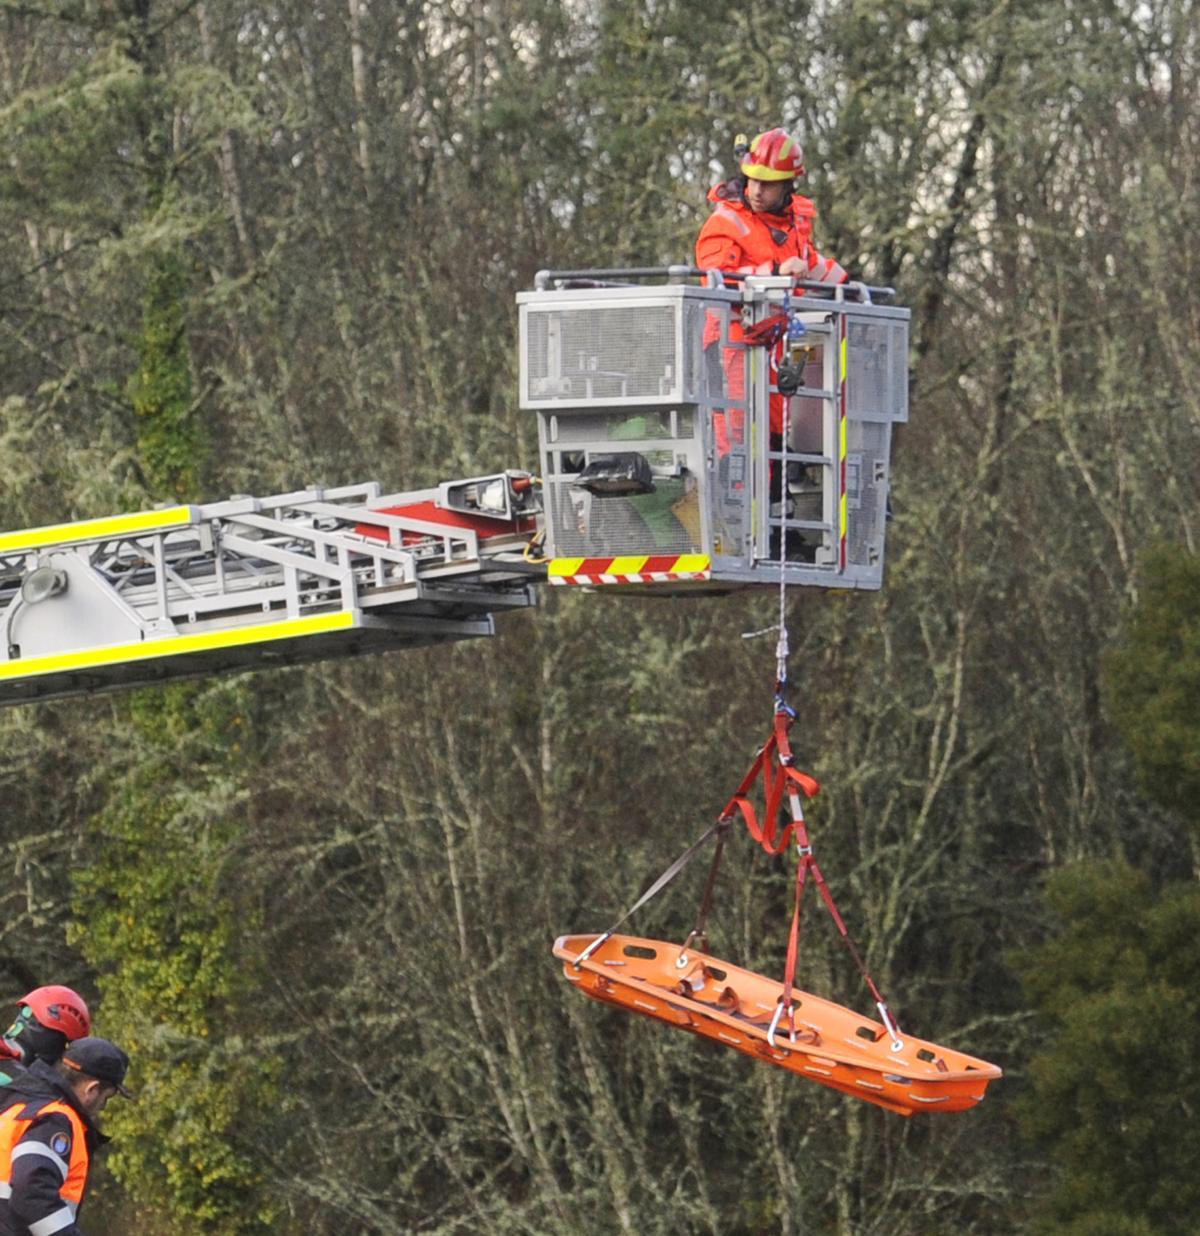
xmin=726 ymin=708 xmax=900 ymax=1038
xmin=685 ymin=820 xmax=730 ymax=952
xmin=574 ymin=821 xmax=726 ymax=967
xmin=779 ymin=845 xmax=809 ymax=1022
xmin=777 ymin=848 xmax=899 ymax=1044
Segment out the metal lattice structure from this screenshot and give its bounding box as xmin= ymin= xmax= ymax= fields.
xmin=0 ymin=268 xmax=912 ymax=707
xmin=0 ymin=477 xmax=540 ymax=706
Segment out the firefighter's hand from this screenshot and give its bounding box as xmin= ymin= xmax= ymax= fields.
xmin=778 ymin=257 xmax=807 ymax=278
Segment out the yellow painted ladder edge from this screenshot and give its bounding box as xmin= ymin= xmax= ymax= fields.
xmin=0 ymin=506 xmax=196 ymax=555
xmin=0 ymin=610 xmax=356 ymax=682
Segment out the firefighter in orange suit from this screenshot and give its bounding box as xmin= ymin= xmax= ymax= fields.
xmin=695 ymin=128 xmax=847 ymax=454
xmin=0 ymin=1037 xmax=131 ymax=1236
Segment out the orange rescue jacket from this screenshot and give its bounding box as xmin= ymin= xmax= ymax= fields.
xmin=0 ymin=1097 xmax=91 ymax=1236
xmin=695 ymin=180 xmax=846 ymax=307
xmin=695 ymin=180 xmax=847 ymax=441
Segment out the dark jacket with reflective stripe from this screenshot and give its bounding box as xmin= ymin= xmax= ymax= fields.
xmin=0 ymin=1063 xmax=107 ymax=1236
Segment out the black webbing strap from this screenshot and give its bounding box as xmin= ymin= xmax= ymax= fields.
xmin=572 ymin=821 xmax=725 ymax=968
xmin=684 ymin=819 xmax=731 ymax=952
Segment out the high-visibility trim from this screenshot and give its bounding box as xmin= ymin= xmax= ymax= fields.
xmin=0 ymin=1098 xmax=88 ymax=1227
xmin=11 ymin=1142 xmax=68 ymax=1179
xmin=0 ymin=506 xmax=195 ymax=555
xmin=29 ymin=1206 xmax=76 ymax=1236
xmin=839 ymin=320 xmax=849 ymax=571
xmin=548 ymin=554 xmax=711 ymax=586
xmin=839 ymin=412 xmax=848 ymax=559
xmin=713 ymin=203 xmax=751 ymax=236
xmin=0 ymin=611 xmax=356 ymax=683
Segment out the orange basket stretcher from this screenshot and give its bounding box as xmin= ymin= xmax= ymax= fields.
xmin=554 ymin=931 xmax=1002 ymax=1117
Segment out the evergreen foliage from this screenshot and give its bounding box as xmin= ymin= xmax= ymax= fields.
xmin=129 ymin=254 xmax=202 ymax=497
xmin=71 ymin=684 xmax=279 ymax=1234
xmin=1018 ymin=543 xmax=1200 ymax=1235
xmin=1103 ymin=545 xmax=1200 ymax=838
xmin=1017 ymin=862 xmax=1200 ymax=1235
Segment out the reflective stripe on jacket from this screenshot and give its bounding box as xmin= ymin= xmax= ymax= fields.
xmin=0 ymin=1098 xmax=89 ymax=1236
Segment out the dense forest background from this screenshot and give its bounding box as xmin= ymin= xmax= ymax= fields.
xmin=2 ymin=1 xmax=1199 ymax=1233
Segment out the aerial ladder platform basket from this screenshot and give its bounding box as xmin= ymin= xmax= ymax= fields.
xmin=520 ymin=266 xmax=909 ymax=590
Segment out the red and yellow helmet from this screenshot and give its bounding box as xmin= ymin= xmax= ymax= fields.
xmin=740 ymin=128 xmax=805 ymax=181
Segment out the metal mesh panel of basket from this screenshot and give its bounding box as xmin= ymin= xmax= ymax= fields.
xmin=526 ymin=304 xmax=679 ymax=402
xmin=684 ymin=300 xmax=719 ymax=401
xmin=547 ymin=478 xmax=701 ymax=557
xmin=847 ymin=320 xmax=895 ymax=417
xmin=846 ymin=422 xmax=890 ymax=566
xmin=890 ymin=322 xmax=909 ymax=420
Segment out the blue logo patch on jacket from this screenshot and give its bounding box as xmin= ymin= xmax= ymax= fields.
xmin=51 ymin=1132 xmax=70 ymax=1156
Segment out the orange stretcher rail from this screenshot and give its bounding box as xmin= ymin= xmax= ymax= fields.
xmin=553 ymin=932 xmax=1002 ymax=1117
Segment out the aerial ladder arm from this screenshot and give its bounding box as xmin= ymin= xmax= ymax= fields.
xmin=0 ymin=477 xmax=539 ymax=706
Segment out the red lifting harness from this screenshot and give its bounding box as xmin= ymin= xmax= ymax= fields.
xmin=715 ymin=703 xmax=902 ymax=1050
xmin=721 ymin=706 xmax=819 ymax=854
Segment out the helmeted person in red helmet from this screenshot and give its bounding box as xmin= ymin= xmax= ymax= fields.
xmin=0 ymin=988 xmax=92 ymax=1087
xmin=695 ymin=128 xmax=848 ymax=454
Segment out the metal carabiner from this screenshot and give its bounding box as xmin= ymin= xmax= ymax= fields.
xmin=877 ymin=1001 xmax=905 ymax=1053
xmin=767 ymin=999 xmax=796 ymax=1050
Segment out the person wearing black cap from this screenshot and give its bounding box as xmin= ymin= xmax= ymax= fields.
xmin=0 ymin=1036 xmax=131 ymax=1236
